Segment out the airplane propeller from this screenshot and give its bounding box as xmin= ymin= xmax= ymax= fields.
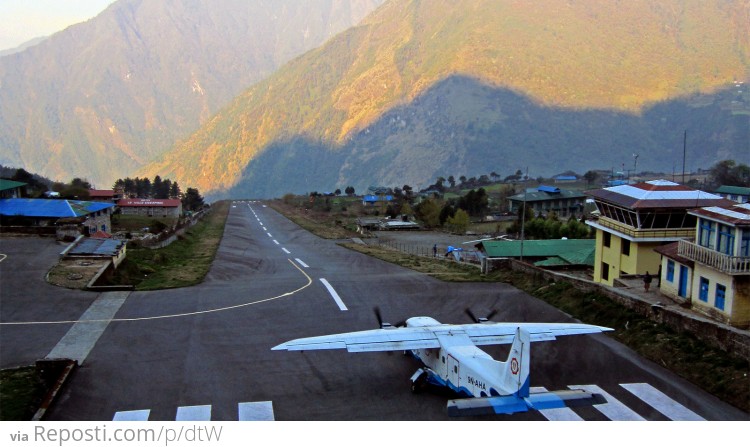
xmin=465 ymin=308 xmax=498 ymax=323
xmin=374 ymin=307 xmax=405 ymax=329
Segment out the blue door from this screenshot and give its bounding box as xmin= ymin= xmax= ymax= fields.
xmin=678 ymin=265 xmax=688 ymax=298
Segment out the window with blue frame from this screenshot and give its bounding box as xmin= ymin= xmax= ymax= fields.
xmin=699 ymin=277 xmax=709 ymax=302
xmin=698 ymin=219 xmax=715 ymax=249
xmin=741 ymin=230 xmax=750 ymax=257
xmin=715 ymin=284 xmax=726 ymax=311
xmin=717 ymin=224 xmax=734 ymax=255
xmin=666 ymin=260 xmax=675 ymax=282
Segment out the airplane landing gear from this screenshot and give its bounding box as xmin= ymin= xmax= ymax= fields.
xmin=410 ymin=368 xmax=428 ymax=394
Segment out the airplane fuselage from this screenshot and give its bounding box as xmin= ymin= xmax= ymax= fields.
xmin=406 ymin=317 xmax=510 ymax=398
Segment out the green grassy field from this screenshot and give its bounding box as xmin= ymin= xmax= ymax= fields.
xmin=0 ymin=367 xmax=45 ymax=421
xmin=111 ymin=214 xmax=178 ymax=232
xmin=105 ymin=201 xmax=229 ymax=290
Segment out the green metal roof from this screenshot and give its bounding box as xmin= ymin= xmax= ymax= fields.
xmin=714 ymin=185 xmax=750 ymax=196
xmin=0 ymin=179 xmax=26 ymax=191
xmin=534 ymin=247 xmax=596 ymax=266
xmin=477 ymin=239 xmax=594 ymax=260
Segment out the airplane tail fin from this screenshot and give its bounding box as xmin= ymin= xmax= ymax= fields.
xmin=499 ymin=327 xmax=530 ymax=398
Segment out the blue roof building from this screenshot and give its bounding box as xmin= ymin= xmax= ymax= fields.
xmin=0 ymin=198 xmax=114 ymax=218
xmin=0 ymin=198 xmax=115 ymax=234
xmin=362 ymin=194 xmax=394 ymax=206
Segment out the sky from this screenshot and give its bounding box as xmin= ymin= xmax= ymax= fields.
xmin=0 ymin=0 xmax=116 ymax=51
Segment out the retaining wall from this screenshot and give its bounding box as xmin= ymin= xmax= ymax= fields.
xmin=485 ymin=258 xmax=750 ymax=361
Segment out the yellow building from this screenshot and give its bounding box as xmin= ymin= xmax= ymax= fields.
xmin=586 ymin=180 xmax=730 ymax=286
xmin=672 ymin=203 xmax=750 ymax=328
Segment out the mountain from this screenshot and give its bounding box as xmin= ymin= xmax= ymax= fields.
xmin=0 ymin=0 xmax=384 ymax=187
xmin=141 ymin=0 xmax=750 ymax=198
xmin=223 ymin=76 xmax=749 ymax=198
xmin=0 ymin=37 xmax=48 ymax=57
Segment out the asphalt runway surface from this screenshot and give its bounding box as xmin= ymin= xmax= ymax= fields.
xmin=1 ymin=202 xmax=747 ymax=421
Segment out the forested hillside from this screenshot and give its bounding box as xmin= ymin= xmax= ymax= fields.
xmin=0 ymin=0 xmax=384 ymax=187
xmin=141 ymin=0 xmax=750 ymax=198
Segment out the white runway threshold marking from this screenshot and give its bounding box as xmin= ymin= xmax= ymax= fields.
xmin=238 ymin=402 xmax=275 ymax=421
xmin=320 ymin=278 xmax=348 ymax=311
xmin=621 ymin=383 xmax=705 ymax=421
xmin=295 ymin=258 xmax=309 ymax=268
xmin=176 ymin=405 xmax=211 ymax=421
xmin=530 ymin=387 xmax=583 ymax=421
xmin=113 ymin=410 xmax=150 ymax=421
xmin=114 ymin=403 xmax=275 ymax=421
xmin=569 ymin=384 xmax=645 ymax=421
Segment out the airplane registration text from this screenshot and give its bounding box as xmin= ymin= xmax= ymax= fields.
xmin=468 ymin=376 xmax=486 ymax=391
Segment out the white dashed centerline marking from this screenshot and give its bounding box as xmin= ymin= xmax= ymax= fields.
xmin=295 ymin=258 xmax=309 ymax=268
xmin=320 ymin=278 xmax=348 ymax=311
xmin=267 ymin=232 xmax=273 ymax=238
xmin=273 ymin=240 xmax=280 ymax=245
xmin=282 ymin=248 xmax=291 ymax=254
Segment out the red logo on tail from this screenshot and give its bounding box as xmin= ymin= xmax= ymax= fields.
xmin=510 ymin=357 xmax=519 ymax=375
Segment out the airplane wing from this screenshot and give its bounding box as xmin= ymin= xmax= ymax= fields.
xmin=272 ymin=327 xmax=441 ymax=352
xmin=462 ymin=322 xmax=614 ymax=346
xmin=272 ymin=322 xmax=612 ymax=353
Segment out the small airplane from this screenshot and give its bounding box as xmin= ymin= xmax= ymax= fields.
xmin=272 ymin=309 xmax=613 ymax=416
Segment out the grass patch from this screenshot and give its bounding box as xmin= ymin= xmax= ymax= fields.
xmin=111 ymin=214 xmax=178 ymax=233
xmin=267 ymin=199 xmax=361 ymax=239
xmin=0 ymin=366 xmax=45 ymax=421
xmin=105 ymin=201 xmax=229 ymax=290
xmin=340 ymin=242 xmax=492 ymax=281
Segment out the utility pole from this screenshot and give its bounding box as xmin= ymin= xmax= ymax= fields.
xmin=520 ymin=167 xmax=528 ymax=262
xmin=682 ymin=130 xmax=687 ymax=184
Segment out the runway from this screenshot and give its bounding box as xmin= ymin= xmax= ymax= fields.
xmin=1 ymin=202 xmax=747 ymax=421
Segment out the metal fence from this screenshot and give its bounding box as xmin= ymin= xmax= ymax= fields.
xmin=374 ymin=239 xmax=483 ymax=264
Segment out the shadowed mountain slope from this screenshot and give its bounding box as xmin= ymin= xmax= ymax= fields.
xmin=141 ymin=0 xmax=749 ymax=197
xmin=224 ymin=76 xmax=749 ymax=198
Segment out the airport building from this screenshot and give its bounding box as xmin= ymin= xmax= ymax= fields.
xmin=657 ymin=203 xmax=750 ymax=328
xmin=118 ymin=198 xmax=182 ymax=218
xmin=508 ymin=185 xmax=587 ymax=218
xmin=585 ymin=180 xmax=730 ymax=286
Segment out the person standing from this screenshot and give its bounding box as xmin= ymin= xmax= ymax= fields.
xmin=643 ymin=271 xmax=652 ymax=292
xmin=433 ymin=244 xmax=437 ymax=258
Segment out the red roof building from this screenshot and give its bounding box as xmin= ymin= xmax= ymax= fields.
xmin=88 ymin=189 xmax=120 ymax=202
xmin=118 ymin=199 xmax=182 ymax=218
